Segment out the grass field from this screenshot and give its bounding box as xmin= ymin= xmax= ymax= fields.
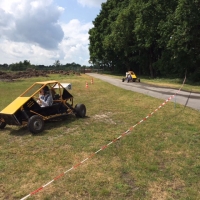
xmin=0 ymin=74 xmax=200 ymax=200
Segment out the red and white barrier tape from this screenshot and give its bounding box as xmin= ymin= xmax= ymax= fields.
xmin=20 ymin=76 xmax=186 ymax=200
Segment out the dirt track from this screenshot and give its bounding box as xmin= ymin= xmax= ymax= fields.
xmin=0 ymin=69 xmax=80 ymax=81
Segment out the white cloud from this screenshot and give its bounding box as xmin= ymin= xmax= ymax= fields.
xmin=59 ymin=19 xmax=93 ymax=65
xmin=77 ymin=0 xmax=106 ymax=7
xmin=0 ymin=0 xmax=104 ymax=66
xmin=0 ymin=18 xmax=93 ymax=66
xmin=0 ymin=8 xmax=14 ymax=30
xmin=0 ymin=0 xmax=64 ymax=50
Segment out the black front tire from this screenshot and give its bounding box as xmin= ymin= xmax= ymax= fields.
xmin=0 ymin=119 xmax=6 ymax=129
xmin=28 ymin=115 xmax=44 ymax=134
xmin=75 ymin=104 xmax=86 ymax=118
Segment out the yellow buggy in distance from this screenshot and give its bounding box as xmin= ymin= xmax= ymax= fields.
xmin=122 ymin=71 xmax=140 ymax=82
xmin=0 ymin=80 xmax=86 ymax=134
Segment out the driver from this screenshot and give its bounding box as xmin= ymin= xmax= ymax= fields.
xmin=37 ymin=86 xmax=53 ymax=107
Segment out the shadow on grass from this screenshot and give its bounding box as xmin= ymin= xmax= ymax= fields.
xmin=8 ymin=115 xmax=90 ymax=136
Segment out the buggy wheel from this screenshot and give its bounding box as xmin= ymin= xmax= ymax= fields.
xmin=0 ymin=118 xmax=6 ymax=129
xmin=28 ymin=115 xmax=44 ymax=134
xmin=75 ymin=104 xmax=86 ymax=118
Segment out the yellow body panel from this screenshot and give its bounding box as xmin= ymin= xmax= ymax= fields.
xmin=0 ymin=97 xmax=30 ymax=114
xmin=127 ymin=71 xmax=137 ymax=79
xmin=131 ymin=74 xmax=137 ymax=79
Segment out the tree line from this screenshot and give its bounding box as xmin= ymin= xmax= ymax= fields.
xmin=0 ymin=60 xmax=88 ymax=72
xmin=88 ymin=0 xmax=200 ymax=81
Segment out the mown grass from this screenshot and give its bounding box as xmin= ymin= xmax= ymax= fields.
xmin=0 ymin=74 xmax=200 ymax=200
xmin=139 ymin=77 xmax=200 ymax=93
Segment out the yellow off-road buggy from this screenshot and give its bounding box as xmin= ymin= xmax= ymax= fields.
xmin=122 ymin=71 xmax=140 ymax=82
xmin=0 ymin=80 xmax=86 ymax=134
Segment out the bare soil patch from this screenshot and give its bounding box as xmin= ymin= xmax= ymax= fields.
xmin=0 ymin=69 xmax=80 ymax=81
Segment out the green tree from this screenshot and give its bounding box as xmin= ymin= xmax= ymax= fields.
xmin=53 ymin=60 xmax=61 ymax=67
xmin=10 ymin=60 xmax=29 ymax=71
xmin=166 ymin=0 xmax=200 ymax=80
xmin=89 ymin=0 xmax=200 ymax=81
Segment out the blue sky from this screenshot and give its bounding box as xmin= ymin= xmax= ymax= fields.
xmin=0 ymin=0 xmax=106 ymax=66
xmin=57 ymin=0 xmax=102 ymax=23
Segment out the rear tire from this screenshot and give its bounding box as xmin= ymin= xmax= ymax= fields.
xmin=0 ymin=119 xmax=6 ymax=129
xmin=28 ymin=115 xmax=44 ymax=134
xmin=75 ymin=104 xmax=86 ymax=118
